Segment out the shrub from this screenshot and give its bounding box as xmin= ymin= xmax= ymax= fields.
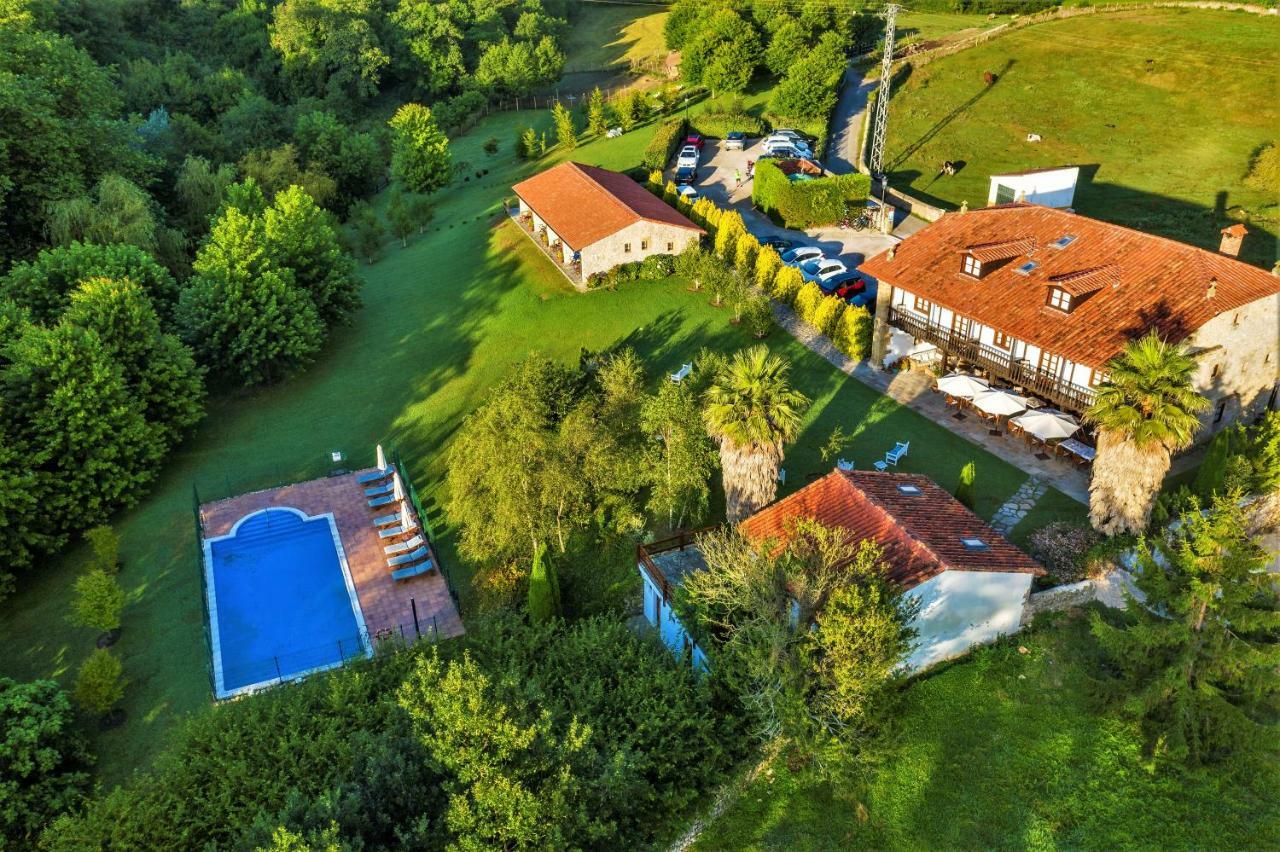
xmin=1245 ymin=143 xmax=1279 ymax=193
xmin=526 ymin=543 xmax=558 ymax=623
xmin=794 ymin=282 xmax=826 ymax=326
xmin=772 ymin=265 xmax=804 ymax=305
xmin=832 ymin=304 xmax=874 ymax=360
xmin=639 ymin=253 xmax=675 ymax=278
xmin=753 ymin=160 xmax=872 ymax=228
xmin=687 ymin=111 xmax=766 ymax=138
xmin=85 ymin=525 xmax=120 ymax=573
xmin=742 ymin=294 xmax=773 ymax=338
xmin=811 ymin=294 xmax=845 ymax=337
xmin=0 ymin=678 xmax=93 ymax=844
xmin=641 ymin=117 xmax=687 ymax=171
xmin=586 ymin=256 xmax=674 ymax=290
xmin=68 ymin=568 xmax=124 ymax=635
xmin=1026 ymin=521 xmax=1103 ymax=585
xmin=754 ymin=245 xmax=781 ymax=289
xmin=647 ymin=169 xmax=664 ymax=194
xmin=483 ymin=137 xmax=499 ymax=155
xmin=713 ymin=210 xmax=746 ymax=259
xmin=72 ymin=649 xmax=126 ymax=716
xmin=663 ymin=180 xmax=679 ymax=206
xmin=733 ymin=232 xmax=758 ymax=272
xmin=954 ymin=461 xmax=977 ymax=510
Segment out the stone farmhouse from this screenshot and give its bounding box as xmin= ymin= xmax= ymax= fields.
xmin=862 ymin=204 xmax=1280 ymax=441
xmin=512 ymin=161 xmax=703 ymax=284
xmin=638 ymin=470 xmax=1045 ymax=673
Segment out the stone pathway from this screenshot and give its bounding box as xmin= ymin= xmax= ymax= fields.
xmin=771 ymin=302 xmax=1092 ymax=503
xmin=990 ymin=477 xmax=1049 ymax=535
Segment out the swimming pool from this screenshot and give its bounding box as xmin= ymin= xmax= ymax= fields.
xmin=203 ymin=507 xmax=370 ymax=699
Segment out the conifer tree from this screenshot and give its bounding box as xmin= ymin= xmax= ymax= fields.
xmin=586 ymin=87 xmax=608 ymax=137
xmin=954 ymin=462 xmax=977 ymax=509
xmin=526 ymin=543 xmax=558 ymax=623
xmin=1090 ymin=496 xmax=1280 ymax=764
xmin=552 ymin=101 xmax=576 ymax=150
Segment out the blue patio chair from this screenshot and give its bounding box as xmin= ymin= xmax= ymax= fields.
xmin=874 ymin=441 xmax=910 ymax=471
xmin=372 ymin=511 xmax=401 ymax=527
xmin=384 ymin=534 xmax=425 ymax=556
xmin=391 ymin=558 xmax=435 ymax=581
xmin=368 ymin=494 xmax=396 ymax=508
xmin=387 ymin=546 xmax=429 ymax=568
xmin=356 ymin=465 xmax=394 ymax=484
xmin=364 ymin=481 xmax=395 ymax=498
xmin=378 ymin=519 xmax=417 ymax=538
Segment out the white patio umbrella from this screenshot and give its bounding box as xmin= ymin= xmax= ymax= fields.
xmin=971 ymin=388 xmax=1029 ymax=417
xmin=375 ymin=443 xmax=387 ymax=471
xmin=936 ymin=373 xmax=991 ymax=399
xmin=1011 ymin=408 xmax=1080 ymax=441
xmin=392 ymin=472 xmax=404 ymax=502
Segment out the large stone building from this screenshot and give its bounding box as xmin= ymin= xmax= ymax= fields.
xmin=639 ymin=470 xmax=1046 ymax=672
xmin=862 ymin=204 xmax=1280 ymax=441
xmin=512 ymin=161 xmax=703 ymax=283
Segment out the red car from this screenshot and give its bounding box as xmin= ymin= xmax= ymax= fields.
xmin=685 ymin=134 xmax=704 ymax=150
xmin=831 ymin=274 xmax=869 ymax=300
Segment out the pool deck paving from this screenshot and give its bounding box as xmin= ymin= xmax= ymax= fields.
xmin=200 ymin=470 xmax=464 ymax=646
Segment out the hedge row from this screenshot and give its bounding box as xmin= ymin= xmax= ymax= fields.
xmin=771 ymin=271 xmax=873 ymax=361
xmin=687 ymin=111 xmax=767 ymax=139
xmin=641 ymin=118 xmax=688 ymax=171
xmin=586 ymin=253 xmax=675 ymax=290
xmin=752 ymin=160 xmax=872 ymax=228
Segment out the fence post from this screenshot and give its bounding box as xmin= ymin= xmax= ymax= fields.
xmin=337 ymin=638 xmax=344 ymax=660
xmin=274 ymin=656 xmax=283 ymax=682
xmin=410 ymin=598 xmax=421 ymax=638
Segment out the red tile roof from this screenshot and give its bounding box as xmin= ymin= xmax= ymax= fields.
xmin=738 ymin=470 xmax=1043 ymax=590
xmin=511 ymin=161 xmax=703 ymax=250
xmin=860 ymin=204 xmax=1280 ymax=368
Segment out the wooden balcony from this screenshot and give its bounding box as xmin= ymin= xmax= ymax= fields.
xmin=889 ymin=307 xmax=1097 ymax=413
xmin=637 ymin=528 xmax=712 ymax=603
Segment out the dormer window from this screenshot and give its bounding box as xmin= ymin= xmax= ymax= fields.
xmin=1047 ymin=287 xmax=1072 ymax=312
xmin=962 ymin=255 xmax=982 ymax=277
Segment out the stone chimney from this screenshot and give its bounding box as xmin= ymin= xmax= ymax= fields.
xmin=1219 ymin=223 xmax=1247 ymax=258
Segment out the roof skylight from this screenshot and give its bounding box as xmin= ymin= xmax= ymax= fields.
xmin=896 ymin=484 xmax=923 ymax=495
xmin=1014 ymin=261 xmax=1039 ymax=275
xmin=1050 ymin=234 xmax=1077 ymax=249
xmin=960 ymin=537 xmax=989 ymax=550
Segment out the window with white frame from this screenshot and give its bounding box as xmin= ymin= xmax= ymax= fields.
xmin=1047 ymin=287 xmax=1072 ymax=311
xmin=962 ymin=255 xmax=982 ymax=277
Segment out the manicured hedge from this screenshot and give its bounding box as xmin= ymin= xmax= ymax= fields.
xmin=752 ymin=160 xmax=872 ymax=228
xmin=687 ymin=112 xmax=767 ymax=139
xmin=641 ymin=117 xmax=688 ymax=171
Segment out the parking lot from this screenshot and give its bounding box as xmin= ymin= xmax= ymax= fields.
xmin=667 ymin=135 xmax=923 ymax=281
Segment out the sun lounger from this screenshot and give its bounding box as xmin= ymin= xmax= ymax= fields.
xmin=390 ymin=558 xmax=435 ymax=581
xmin=874 ymin=441 xmax=910 ymax=471
xmin=355 ymin=465 xmax=394 ymax=484
xmin=364 ymin=481 xmax=395 ymax=497
xmin=384 ymin=535 xmax=425 ymax=556
xmin=670 ymin=363 xmax=693 ymax=383
xmin=372 ymin=512 xmax=401 ymax=527
xmin=387 ymin=546 xmax=429 ymax=568
xmin=378 ymin=519 xmax=417 ymax=538
xmin=368 ymin=494 xmax=396 ymax=508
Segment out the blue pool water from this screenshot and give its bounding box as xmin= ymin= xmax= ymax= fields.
xmin=206 ymin=508 xmax=367 ymax=697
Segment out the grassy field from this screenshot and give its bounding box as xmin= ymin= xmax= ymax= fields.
xmin=0 ymin=87 xmax=1083 ymax=786
xmin=561 ymin=1 xmax=668 ymax=73
xmin=898 ymin=10 xmax=1006 ymax=46
xmin=694 ymin=609 xmax=1280 ymax=850
xmin=883 ymin=9 xmax=1280 ymax=268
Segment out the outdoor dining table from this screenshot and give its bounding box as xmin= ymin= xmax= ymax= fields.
xmin=1057 ymin=438 xmax=1096 ymax=465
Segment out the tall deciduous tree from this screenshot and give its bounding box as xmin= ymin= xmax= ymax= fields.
xmin=262 ymin=185 xmax=361 ymax=324
xmin=704 ymin=346 xmax=808 ymax=522
xmin=178 ymin=206 xmax=324 ymax=385
xmin=269 ymin=0 xmax=389 ymax=100
xmin=45 ymin=175 xmax=158 ymax=253
xmin=388 ymin=104 xmax=452 ymax=194
xmin=175 ymin=156 xmax=237 ymax=236
xmin=641 ymin=379 xmax=717 ymax=530
xmin=0 ymin=242 xmax=180 ymax=324
xmin=1085 ymin=333 xmax=1208 ymax=535
xmin=1091 ymin=497 xmax=1280 ymax=764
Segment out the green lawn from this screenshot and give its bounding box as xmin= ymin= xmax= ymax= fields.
xmin=898 ymin=11 xmax=1006 ymax=46
xmin=0 ymin=99 xmax=1081 ymax=787
xmin=561 ymin=2 xmax=669 ymax=74
xmin=694 ymin=609 xmax=1279 ymax=850
xmin=883 ymin=9 xmax=1280 ymax=268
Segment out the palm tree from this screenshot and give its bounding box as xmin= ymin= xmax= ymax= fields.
xmin=704 ymin=346 xmax=809 ymax=523
xmin=1084 ymin=332 xmax=1209 ymax=535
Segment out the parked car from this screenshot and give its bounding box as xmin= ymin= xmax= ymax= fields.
xmin=829 ymin=271 xmax=869 ymax=298
xmin=676 ymin=146 xmax=699 ymax=169
xmin=678 ymin=144 xmax=699 ymax=161
xmin=780 ymin=246 xmax=824 ymax=266
xmin=847 ymin=282 xmax=878 ymax=309
xmin=675 ymin=165 xmax=697 ymax=184
xmin=724 ymin=131 xmax=747 ymax=150
xmin=772 ymin=129 xmax=811 ymax=145
xmin=685 ymin=134 xmax=704 ymax=150
xmin=800 ymin=258 xmax=848 ymax=285
xmin=761 ymin=236 xmax=794 ymax=252
xmin=764 ymin=134 xmax=812 ymax=154
xmin=677 ymin=184 xmax=698 ymax=202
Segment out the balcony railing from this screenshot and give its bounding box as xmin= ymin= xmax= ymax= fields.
xmin=636 ymin=527 xmax=712 ymax=603
xmin=889 ymin=307 xmax=1097 ymax=413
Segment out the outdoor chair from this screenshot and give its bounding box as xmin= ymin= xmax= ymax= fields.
xmin=368 ymin=494 xmax=396 ymax=509
xmin=355 ymin=465 xmax=394 ymax=484
xmin=391 ymin=558 xmax=435 ymax=581
xmin=378 ymin=519 xmax=417 ymax=538
xmin=384 ymin=534 xmax=425 ymax=556
xmin=874 ymin=441 xmax=909 ymax=471
xmin=387 ymin=546 xmax=430 ymax=568
xmin=364 ymin=480 xmax=395 ymax=498
xmin=372 ymin=511 xmax=401 ymax=527
xmin=670 ymin=363 xmax=693 ymax=383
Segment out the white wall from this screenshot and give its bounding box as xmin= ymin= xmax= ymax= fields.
xmin=639 ymin=568 xmax=708 ymax=671
xmin=902 ymin=570 xmax=1034 ymax=671
xmin=987 ymin=167 xmax=1080 ymax=209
